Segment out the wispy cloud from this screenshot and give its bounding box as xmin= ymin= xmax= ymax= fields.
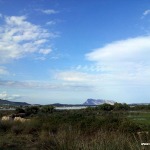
xmin=0 ymin=91 xmax=22 ymax=101
xmin=39 ymin=48 xmax=52 ymax=55
xmin=75 ymin=64 xmax=102 ymax=72
xmin=40 ymin=9 xmax=58 ymax=15
xmin=35 ymin=56 xmax=46 ymax=61
xmin=55 ymin=71 xmax=94 ymax=82
xmin=46 ymin=20 xmax=56 ymax=25
xmin=0 ymin=66 xmax=9 ymax=75
xmin=0 ymin=15 xmax=57 ymax=63
xmin=0 ymin=79 xmax=92 ymax=91
xmin=143 ymin=9 xmax=150 ymax=16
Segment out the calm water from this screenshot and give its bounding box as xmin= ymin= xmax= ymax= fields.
xmin=0 ymin=106 xmax=88 ymax=111
xmin=55 ymin=106 xmax=87 ymax=110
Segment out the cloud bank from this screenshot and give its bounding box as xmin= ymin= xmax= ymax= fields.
xmin=86 ymin=36 xmax=150 ymax=63
xmin=85 ymin=36 xmax=150 ymax=85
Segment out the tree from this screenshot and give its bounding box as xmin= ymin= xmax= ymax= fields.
xmin=97 ymin=103 xmax=114 ymax=111
xmin=114 ymin=103 xmax=129 ymax=111
xmin=25 ymin=106 xmax=39 ymax=115
xmin=15 ymin=107 xmax=25 ymax=114
xmin=40 ymin=105 xmax=55 ymax=113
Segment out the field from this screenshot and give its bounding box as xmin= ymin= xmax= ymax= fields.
xmin=128 ymin=111 xmax=150 ymax=125
xmin=0 ymin=105 xmax=150 ymax=150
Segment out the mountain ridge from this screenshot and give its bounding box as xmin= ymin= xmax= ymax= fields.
xmin=0 ymin=99 xmax=30 ymax=106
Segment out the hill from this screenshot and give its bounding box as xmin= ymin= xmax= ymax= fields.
xmin=0 ymin=99 xmax=30 ymax=106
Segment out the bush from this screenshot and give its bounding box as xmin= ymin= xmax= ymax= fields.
xmin=97 ymin=103 xmax=114 ymax=111
xmin=11 ymin=122 xmax=25 ymax=135
xmin=0 ymin=121 xmax=12 ymax=133
xmin=25 ymin=106 xmax=39 ymax=116
xmin=119 ymin=118 xmax=141 ymax=132
xmin=15 ymin=108 xmax=25 ymax=114
xmin=40 ymin=105 xmax=55 ymax=114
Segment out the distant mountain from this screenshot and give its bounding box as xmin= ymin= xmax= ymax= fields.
xmin=83 ymin=99 xmax=115 ymax=105
xmin=0 ymin=99 xmax=30 ymax=106
xmin=129 ymin=103 xmax=150 ymax=106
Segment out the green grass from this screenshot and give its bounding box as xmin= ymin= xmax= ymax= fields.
xmin=128 ymin=111 xmax=150 ymax=125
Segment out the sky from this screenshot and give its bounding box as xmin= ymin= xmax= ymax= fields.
xmin=0 ymin=0 xmax=150 ymax=104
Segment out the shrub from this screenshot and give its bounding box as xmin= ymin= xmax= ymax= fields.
xmin=40 ymin=105 xmax=55 ymax=114
xmin=0 ymin=121 xmax=12 ymax=133
xmin=11 ymin=122 xmax=25 ymax=135
xmin=119 ymin=118 xmax=141 ymax=132
xmin=25 ymin=106 xmax=39 ymax=116
xmin=97 ymin=103 xmax=114 ymax=111
xmin=15 ymin=108 xmax=25 ymax=114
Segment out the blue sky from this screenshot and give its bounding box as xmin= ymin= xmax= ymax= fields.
xmin=0 ymin=0 xmax=150 ymax=104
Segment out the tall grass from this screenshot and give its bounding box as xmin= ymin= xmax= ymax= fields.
xmin=0 ymin=109 xmax=149 ymax=149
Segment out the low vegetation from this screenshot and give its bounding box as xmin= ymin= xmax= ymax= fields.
xmin=0 ymin=103 xmax=150 ymax=149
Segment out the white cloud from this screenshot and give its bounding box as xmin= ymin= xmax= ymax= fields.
xmin=143 ymin=9 xmax=150 ymax=16
xmin=0 ymin=66 xmax=9 ymax=75
xmin=35 ymin=56 xmax=46 ymax=61
xmin=39 ymin=48 xmax=52 ymax=55
xmin=55 ymin=71 xmax=92 ymax=82
xmin=0 ymin=91 xmax=22 ymax=100
xmin=55 ymin=70 xmax=136 ymax=86
xmin=86 ymin=36 xmax=150 ymax=63
xmin=0 ymin=15 xmax=56 ymax=63
xmin=0 ymin=91 xmax=7 ymax=99
xmin=40 ymin=9 xmax=58 ymax=15
xmin=46 ymin=20 xmax=56 ymax=25
xmin=86 ymin=36 xmax=150 ymax=85
xmin=75 ymin=64 xmax=102 ymax=72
